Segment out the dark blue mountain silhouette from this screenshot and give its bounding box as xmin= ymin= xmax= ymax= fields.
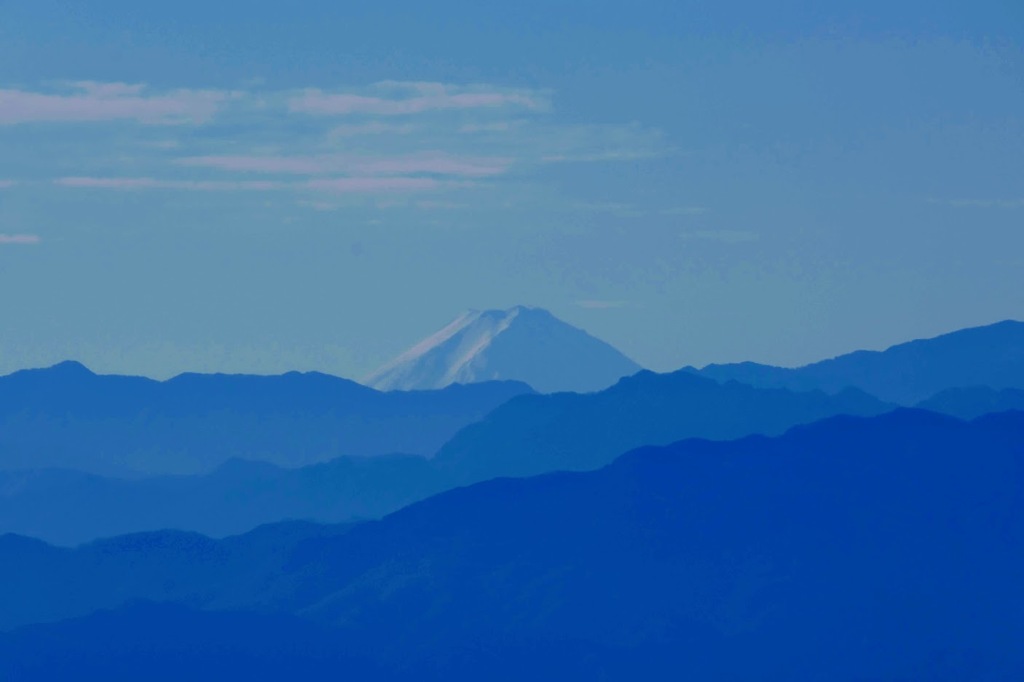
xmin=685 ymin=319 xmax=1024 ymax=404
xmin=917 ymin=386 xmax=1024 ymax=420
xmin=2 ymin=410 xmax=1021 ymax=680
xmin=0 ymin=602 xmax=383 ymax=681
xmin=1 ymin=370 xmax=891 ymax=544
xmin=0 ymin=362 xmax=532 ymax=476
xmin=0 ymin=520 xmax=355 ymax=631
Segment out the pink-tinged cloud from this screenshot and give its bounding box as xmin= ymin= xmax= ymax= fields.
xmin=0 ymin=180 xmax=17 ymax=188
xmin=0 ymin=82 xmax=232 ymax=125
xmin=290 ymin=82 xmax=545 ymax=116
xmin=0 ymin=234 xmax=40 ymax=245
xmin=55 ymin=176 xmax=440 ymax=194
xmin=177 ymin=153 xmax=510 ymax=178
xmin=305 ymin=177 xmax=439 ymax=193
xmin=55 ymin=177 xmax=286 ymax=191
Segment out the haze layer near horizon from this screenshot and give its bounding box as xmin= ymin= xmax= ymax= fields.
xmin=1 ymin=1 xmax=1022 ymax=379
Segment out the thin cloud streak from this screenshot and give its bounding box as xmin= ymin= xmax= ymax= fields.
xmin=290 ymin=82 xmax=546 ymax=116
xmin=18 ymin=79 xmax=665 ymax=202
xmin=55 ymin=176 xmax=440 ymax=194
xmin=541 ymin=149 xmax=661 ymax=163
xmin=0 ymin=82 xmax=232 ymax=125
xmin=305 ymin=177 xmax=439 ymax=192
xmin=0 ymin=234 xmax=40 ymax=245
xmin=177 ymin=154 xmax=511 ymax=178
xmin=356 ymin=155 xmax=509 ymax=177
xmin=55 ymin=177 xmax=285 ymax=191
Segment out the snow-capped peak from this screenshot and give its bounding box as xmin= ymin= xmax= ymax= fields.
xmin=364 ymin=306 xmax=642 ymax=393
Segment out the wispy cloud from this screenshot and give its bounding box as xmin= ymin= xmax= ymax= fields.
xmin=0 ymin=180 xmax=17 ymax=188
xmin=0 ymin=234 xmax=40 ymax=245
xmin=305 ymin=177 xmax=440 ymax=193
xmin=176 ymin=153 xmax=511 ymax=178
xmin=55 ymin=176 xmax=440 ymax=194
xmin=289 ymin=81 xmax=546 ymax=116
xmin=55 ymin=177 xmax=286 ymax=191
xmin=27 ymin=79 xmax=667 ymax=205
xmin=0 ymin=82 xmax=233 ymax=125
xmin=542 ymin=150 xmax=661 ymax=163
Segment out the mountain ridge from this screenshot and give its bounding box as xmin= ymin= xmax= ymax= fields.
xmin=685 ymin=319 xmax=1024 ymax=403
xmin=2 ymin=366 xmax=895 ymax=544
xmin=1 ymin=409 xmax=1021 ymax=679
xmin=0 ymin=362 xmax=533 ymax=476
xmin=432 ymin=367 xmax=894 ymax=481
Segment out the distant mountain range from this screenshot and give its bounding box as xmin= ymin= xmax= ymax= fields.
xmin=685 ymin=319 xmax=1024 ymax=404
xmin=0 ymin=519 xmax=367 ymax=638
xmin=432 ymin=369 xmax=892 ymax=481
xmin=2 ymin=410 xmax=1021 ymax=680
xmin=365 ymin=306 xmax=642 ymax=393
xmin=3 ymin=318 xmax=1022 ymax=545
xmin=0 ymin=456 xmax=442 ymax=545
xmin=1 ymin=369 xmax=894 ymax=544
xmin=0 ymin=362 xmax=532 ymax=476
xmin=916 ymin=386 xmax=1024 ymax=420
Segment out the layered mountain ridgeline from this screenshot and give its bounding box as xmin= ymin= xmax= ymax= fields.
xmin=1 ymin=371 xmax=894 ymax=545
xmin=0 ymin=362 xmax=532 ymax=476
xmin=0 ymin=519 xmax=357 ymax=631
xmin=685 ymin=319 xmax=1024 ymax=404
xmin=365 ymin=306 xmax=642 ymax=394
xmin=432 ymin=369 xmax=893 ymax=481
xmin=0 ymin=455 xmax=442 ymax=545
xmin=2 ymin=410 xmax=1022 ymax=680
xmin=917 ymin=386 xmax=1024 ymax=420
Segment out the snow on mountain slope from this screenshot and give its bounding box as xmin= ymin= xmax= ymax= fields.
xmin=365 ymin=306 xmax=642 ymax=393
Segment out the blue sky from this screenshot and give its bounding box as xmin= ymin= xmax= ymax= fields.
xmin=1 ymin=0 xmax=1022 ymax=378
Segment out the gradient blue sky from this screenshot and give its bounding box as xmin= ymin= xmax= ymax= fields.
xmin=1 ymin=0 xmax=1022 ymax=379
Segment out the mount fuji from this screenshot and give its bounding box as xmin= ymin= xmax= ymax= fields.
xmin=365 ymin=306 xmax=642 ymax=393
